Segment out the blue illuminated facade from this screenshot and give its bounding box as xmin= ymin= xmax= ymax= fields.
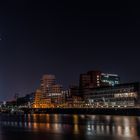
xmin=101 ymin=73 xmax=120 ymax=86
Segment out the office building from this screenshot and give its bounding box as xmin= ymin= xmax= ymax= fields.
xmin=79 ymin=70 xmax=120 ymax=89
xmin=101 ymin=73 xmax=120 ymax=86
xmin=79 ymin=71 xmax=102 ymax=88
xmin=32 ymin=89 xmax=53 ymax=108
xmin=40 ymin=74 xmax=64 ymax=106
xmin=41 ymin=74 xmax=56 ymax=97
xmin=84 ymin=82 xmax=140 ymax=107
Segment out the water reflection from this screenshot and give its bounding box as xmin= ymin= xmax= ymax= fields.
xmin=0 ymin=114 xmax=140 ymax=140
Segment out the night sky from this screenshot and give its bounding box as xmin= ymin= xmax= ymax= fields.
xmin=0 ymin=1 xmax=140 ymax=100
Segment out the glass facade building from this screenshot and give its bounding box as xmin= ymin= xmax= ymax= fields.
xmin=101 ymin=73 xmax=120 ymax=86
xmin=84 ymin=82 xmax=140 ymax=107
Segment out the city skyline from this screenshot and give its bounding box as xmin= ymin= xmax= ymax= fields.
xmin=0 ymin=69 xmax=138 ymax=101
xmin=1 ymin=71 xmax=139 ymax=109
xmin=1 ymin=1 xmax=140 ymax=100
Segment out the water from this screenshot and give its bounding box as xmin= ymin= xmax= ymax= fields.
xmin=0 ymin=114 xmax=140 ymax=140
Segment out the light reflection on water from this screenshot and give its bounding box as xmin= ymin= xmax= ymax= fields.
xmin=0 ymin=114 xmax=140 ymax=140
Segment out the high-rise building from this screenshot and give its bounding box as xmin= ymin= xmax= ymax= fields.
xmin=51 ymin=84 xmax=62 ymax=93
xmin=79 ymin=70 xmax=120 ymax=96
xmin=79 ymin=74 xmax=91 ymax=88
xmin=41 ymin=74 xmax=56 ymax=97
xmin=79 ymin=70 xmax=120 ymax=89
xmin=40 ymin=74 xmax=63 ymax=105
xmin=79 ymin=70 xmax=102 ymax=88
xmin=87 ymin=71 xmax=102 ymax=87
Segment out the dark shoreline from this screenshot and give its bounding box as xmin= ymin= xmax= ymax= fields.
xmin=18 ymin=108 xmax=140 ymax=116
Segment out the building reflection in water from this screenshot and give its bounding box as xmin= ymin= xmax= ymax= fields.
xmin=46 ymin=123 xmax=50 ymax=130
xmin=46 ymin=114 xmax=50 ymax=122
xmin=73 ymin=115 xmax=79 ymax=134
xmin=84 ymin=115 xmax=138 ymax=138
xmin=0 ymin=114 xmax=140 ymax=139
xmin=54 ymin=114 xmax=59 ymax=123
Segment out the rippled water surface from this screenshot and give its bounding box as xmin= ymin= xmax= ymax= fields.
xmin=0 ymin=114 xmax=140 ymax=140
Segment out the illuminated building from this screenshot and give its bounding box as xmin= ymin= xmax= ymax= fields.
xmin=69 ymin=86 xmax=85 ymax=107
xmin=101 ymin=73 xmax=120 ymax=86
xmin=72 ymin=96 xmax=85 ymax=108
xmin=79 ymin=70 xmax=120 ymax=89
xmin=32 ymin=89 xmax=42 ymax=108
xmin=87 ymin=71 xmax=102 ymax=87
xmin=79 ymin=71 xmax=102 ymax=88
xmin=40 ymin=74 xmax=64 ymax=106
xmin=32 ymin=89 xmax=53 ymax=108
xmin=84 ymin=82 xmax=140 ymax=107
xmin=41 ymin=74 xmax=62 ymax=97
xmin=51 ymin=84 xmax=62 ymax=93
xmin=41 ymin=74 xmax=56 ymax=98
xmin=31 ymin=74 xmax=66 ymax=108
xmin=79 ymin=70 xmax=120 ymax=96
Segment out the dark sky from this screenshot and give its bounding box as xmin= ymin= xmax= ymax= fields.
xmin=0 ymin=1 xmax=140 ymax=100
